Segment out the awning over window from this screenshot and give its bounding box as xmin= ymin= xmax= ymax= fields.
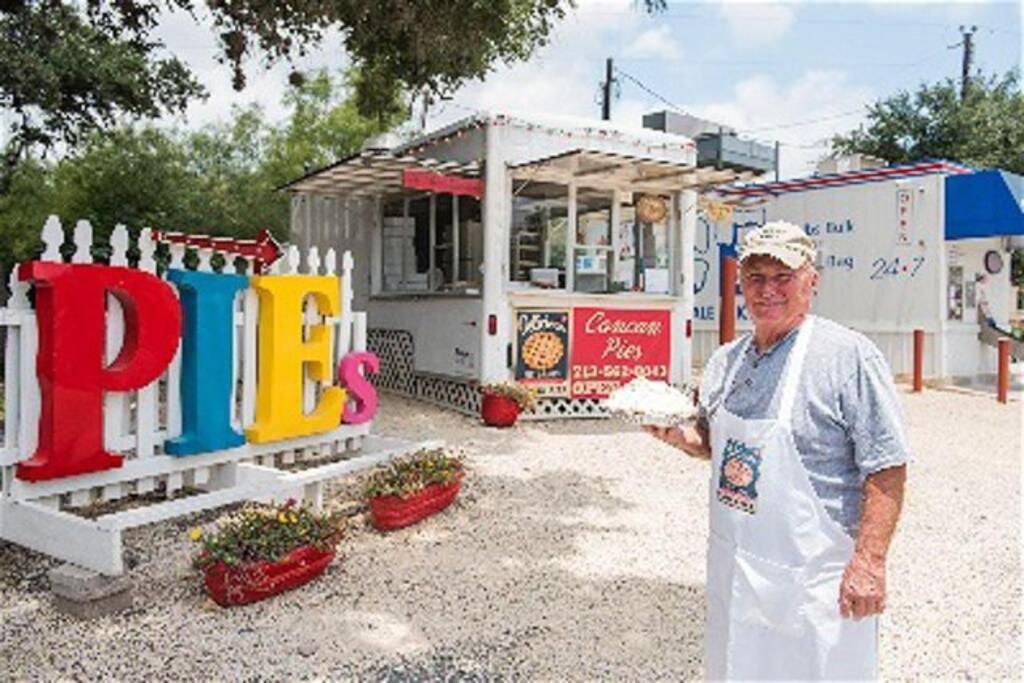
xmin=508 ymin=149 xmax=746 ymax=194
xmin=946 ymin=170 xmax=1024 ymax=240
xmin=282 ymin=150 xmax=481 ymax=197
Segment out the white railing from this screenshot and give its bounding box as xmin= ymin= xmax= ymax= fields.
xmin=0 ymin=217 xmax=424 ymax=575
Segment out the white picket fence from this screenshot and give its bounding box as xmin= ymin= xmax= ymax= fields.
xmin=0 ymin=217 xmax=424 ymax=575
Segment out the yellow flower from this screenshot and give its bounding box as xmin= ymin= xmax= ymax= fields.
xmin=188 ymin=528 xmax=202 ymax=541
xmin=277 ymin=512 xmax=288 ymax=523
xmin=289 ymin=513 xmax=298 ymax=524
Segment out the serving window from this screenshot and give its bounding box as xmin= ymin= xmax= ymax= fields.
xmin=510 ymin=181 xmax=569 ymax=287
xmin=510 ymin=181 xmax=673 ymax=295
xmin=382 ymin=193 xmax=483 ymax=294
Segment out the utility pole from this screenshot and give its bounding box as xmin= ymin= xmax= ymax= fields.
xmin=601 ymin=58 xmax=614 ymax=121
xmin=959 ymin=25 xmax=977 ymax=100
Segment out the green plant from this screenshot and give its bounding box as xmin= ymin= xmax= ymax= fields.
xmin=480 ymin=381 xmax=537 ymax=410
xmin=363 ymin=448 xmax=463 ymax=499
xmin=190 ymin=499 xmax=343 ymax=569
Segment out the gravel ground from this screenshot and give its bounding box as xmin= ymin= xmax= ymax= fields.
xmin=0 ymin=386 xmax=1020 ymax=681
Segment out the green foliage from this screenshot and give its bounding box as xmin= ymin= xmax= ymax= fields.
xmin=0 ymin=68 xmax=400 ymax=268
xmin=832 ymin=71 xmax=1024 ymax=175
xmin=363 ymin=449 xmax=464 ymax=499
xmin=0 ymin=157 xmax=52 ymax=267
xmin=0 ymin=2 xmax=204 ymax=171
xmin=191 ymin=499 xmax=344 ymax=569
xmin=481 ymin=382 xmax=538 ymax=410
xmin=1 ymin=0 xmax=589 ymax=151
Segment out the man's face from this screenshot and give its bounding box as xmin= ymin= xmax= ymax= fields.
xmin=740 ymin=255 xmax=818 ymax=327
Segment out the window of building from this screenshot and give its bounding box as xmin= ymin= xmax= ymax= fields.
xmin=573 ymin=189 xmax=614 ymax=293
xmin=616 ymin=196 xmax=671 ymax=293
xmin=381 ymin=193 xmax=483 ymax=294
xmin=510 ymin=181 xmax=569 ymax=288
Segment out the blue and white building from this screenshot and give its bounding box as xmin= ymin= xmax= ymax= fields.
xmin=696 ymin=159 xmax=1024 ymax=382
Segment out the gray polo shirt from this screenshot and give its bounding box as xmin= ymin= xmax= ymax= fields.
xmin=698 ymin=316 xmax=910 ymax=538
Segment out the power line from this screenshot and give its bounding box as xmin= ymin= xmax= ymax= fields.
xmin=613 ymin=66 xmax=694 ymax=118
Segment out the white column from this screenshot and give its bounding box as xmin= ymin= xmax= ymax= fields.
xmin=479 ymin=120 xmax=510 ymax=383
xmin=565 ymin=183 xmax=577 ymax=292
xmin=370 ymin=196 xmax=383 ymax=296
xmin=673 ymin=189 xmax=698 ymax=387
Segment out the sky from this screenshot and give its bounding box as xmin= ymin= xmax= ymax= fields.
xmin=156 ymin=0 xmax=1022 ymax=179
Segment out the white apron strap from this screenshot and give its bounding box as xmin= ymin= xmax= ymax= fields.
xmin=777 ymin=316 xmax=816 ymax=425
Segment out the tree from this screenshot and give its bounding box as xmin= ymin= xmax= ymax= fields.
xmin=831 ymin=70 xmax=1024 ymax=174
xmin=0 ymin=2 xmax=204 ymax=177
xmin=0 ymin=68 xmax=402 ymax=268
xmin=1 ymin=0 xmax=580 ymax=166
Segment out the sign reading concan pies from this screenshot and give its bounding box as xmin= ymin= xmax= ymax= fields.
xmin=515 ymin=310 xmax=570 ymax=397
xmin=569 ymin=307 xmax=671 ymax=398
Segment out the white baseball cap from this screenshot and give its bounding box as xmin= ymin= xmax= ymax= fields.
xmin=738 ymin=221 xmax=816 ymax=269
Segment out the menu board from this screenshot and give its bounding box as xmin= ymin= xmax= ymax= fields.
xmin=569 ymin=307 xmax=671 ymax=398
xmin=514 ymin=310 xmax=570 ymax=397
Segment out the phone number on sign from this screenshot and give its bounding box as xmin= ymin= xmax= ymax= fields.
xmin=571 ymin=364 xmax=669 ymax=381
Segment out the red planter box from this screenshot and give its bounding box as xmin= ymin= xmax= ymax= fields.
xmin=369 ymin=472 xmax=463 ymax=531
xmin=202 ymin=545 xmax=335 ymax=607
xmin=481 ymin=393 xmax=520 ymax=427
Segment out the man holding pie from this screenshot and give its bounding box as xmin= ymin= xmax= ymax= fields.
xmin=646 ymin=221 xmax=909 ymax=680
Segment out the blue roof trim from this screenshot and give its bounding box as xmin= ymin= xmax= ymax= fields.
xmin=945 ymin=170 xmax=1024 ymax=240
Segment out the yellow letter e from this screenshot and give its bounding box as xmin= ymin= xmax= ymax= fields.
xmin=246 ymin=275 xmax=345 ymax=443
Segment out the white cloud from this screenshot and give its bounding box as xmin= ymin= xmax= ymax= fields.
xmin=428 ymin=1 xmax=643 ymax=128
xmin=692 ymin=69 xmax=874 ymax=178
xmin=718 ymin=1 xmax=796 ymax=48
xmin=624 ymin=26 xmax=683 ymax=60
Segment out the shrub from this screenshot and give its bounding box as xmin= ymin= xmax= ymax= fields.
xmin=364 ymin=448 xmax=464 ymax=499
xmin=190 ymin=499 xmax=344 ymax=569
xmin=480 ymin=381 xmax=537 ymax=410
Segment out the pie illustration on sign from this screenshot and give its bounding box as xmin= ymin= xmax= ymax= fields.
xmin=521 ymin=331 xmax=565 ymax=371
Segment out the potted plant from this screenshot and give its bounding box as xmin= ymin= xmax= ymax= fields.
xmin=190 ymin=499 xmax=344 ymax=607
xmin=364 ymin=449 xmax=464 ymax=531
xmin=479 ymin=382 xmax=536 ymax=427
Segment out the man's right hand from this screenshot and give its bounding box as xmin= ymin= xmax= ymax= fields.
xmin=643 ymin=421 xmax=711 ymax=460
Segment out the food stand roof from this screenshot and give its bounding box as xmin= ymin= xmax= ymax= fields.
xmin=509 ymin=149 xmax=750 ymax=194
xmin=281 ymin=150 xmax=480 ymax=197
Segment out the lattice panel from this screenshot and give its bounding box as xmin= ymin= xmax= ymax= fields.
xmin=415 ymin=375 xmax=481 ymax=416
xmin=523 ymin=397 xmax=609 ymax=420
xmin=367 ymin=328 xmax=416 ymax=395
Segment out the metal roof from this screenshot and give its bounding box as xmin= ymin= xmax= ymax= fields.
xmin=713 ymin=160 xmax=972 ymax=198
xmin=281 ymin=150 xmax=481 ymax=197
xmin=508 ymin=149 xmax=747 ymax=194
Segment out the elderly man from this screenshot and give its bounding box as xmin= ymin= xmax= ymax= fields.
xmin=648 ymin=221 xmax=908 ymax=680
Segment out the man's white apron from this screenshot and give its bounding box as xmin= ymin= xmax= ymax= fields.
xmin=705 ymin=317 xmax=878 ymax=681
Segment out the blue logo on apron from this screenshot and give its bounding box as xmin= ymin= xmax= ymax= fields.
xmin=717 ymin=438 xmax=762 ymax=514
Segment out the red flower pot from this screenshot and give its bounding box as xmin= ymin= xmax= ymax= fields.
xmin=202 ymin=544 xmax=336 ymax=607
xmin=481 ymin=393 xmax=520 ymax=427
xmin=369 ymin=472 xmax=463 ymax=531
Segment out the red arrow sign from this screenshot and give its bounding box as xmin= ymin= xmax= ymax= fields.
xmin=153 ymin=229 xmax=282 ymax=274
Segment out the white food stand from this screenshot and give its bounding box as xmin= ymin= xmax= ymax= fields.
xmin=286 ymin=112 xmax=740 ymax=417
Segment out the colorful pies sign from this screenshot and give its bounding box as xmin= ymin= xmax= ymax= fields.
xmin=16 ymin=260 xmax=378 ymax=483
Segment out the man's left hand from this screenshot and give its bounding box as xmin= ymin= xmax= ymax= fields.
xmin=838 ymin=551 xmax=886 ymax=619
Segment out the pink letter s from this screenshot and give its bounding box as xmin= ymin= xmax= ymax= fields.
xmin=338 ymin=352 xmax=380 ymax=424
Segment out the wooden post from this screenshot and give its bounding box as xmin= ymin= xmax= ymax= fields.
xmin=720 ymin=256 xmax=737 ymax=345
xmin=997 ymin=338 xmax=1010 ymax=404
xmin=913 ymin=329 xmax=924 ymax=393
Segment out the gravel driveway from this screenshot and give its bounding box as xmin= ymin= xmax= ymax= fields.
xmin=0 ymin=387 xmax=1019 ymax=681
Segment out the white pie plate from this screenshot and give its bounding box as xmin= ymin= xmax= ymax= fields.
xmin=604 ymin=407 xmax=697 ymax=428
